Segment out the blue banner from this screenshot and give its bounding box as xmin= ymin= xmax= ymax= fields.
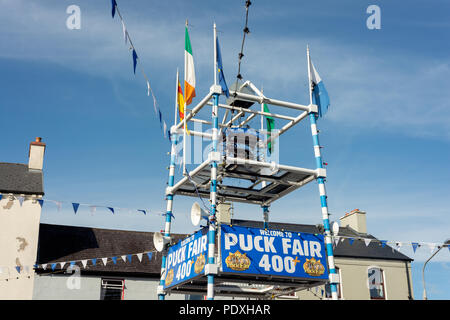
xmin=163 ymin=227 xmax=208 ymax=289
xmin=220 ymin=225 xmax=328 ymax=280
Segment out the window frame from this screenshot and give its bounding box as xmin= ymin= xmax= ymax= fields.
xmin=100 ymin=278 xmax=125 ymax=300
xmin=367 ymin=267 xmax=386 ymax=300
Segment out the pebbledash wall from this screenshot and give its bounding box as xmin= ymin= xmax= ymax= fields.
xmin=0 ymin=196 xmax=43 ymax=299
xmin=0 ymin=138 xmax=46 ymax=299
xmin=295 ymin=257 xmax=413 ymax=300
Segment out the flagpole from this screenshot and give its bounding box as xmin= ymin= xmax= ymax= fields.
xmin=175 ymin=69 xmax=179 ymax=126
xmin=183 ymin=20 xmax=189 ymax=176
xmin=205 ymin=21 xmax=220 ymax=301
xmin=157 ymin=128 xmax=178 ymax=300
xmin=307 ymin=45 xmax=339 ymax=300
xmin=213 ymin=22 xmax=217 ymax=86
xmin=307 ymin=45 xmax=313 ymax=105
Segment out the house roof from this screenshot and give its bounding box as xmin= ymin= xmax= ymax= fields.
xmin=0 ymin=162 xmax=44 ymax=195
xmin=36 ymin=219 xmax=412 ymax=277
xmin=36 ymin=223 xmax=186 ymax=277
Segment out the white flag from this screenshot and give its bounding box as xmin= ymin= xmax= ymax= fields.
xmin=81 ymin=260 xmax=88 ymax=268
xmin=42 ymin=264 xmax=47 ymax=270
xmin=427 ymin=243 xmax=437 ymax=253
xmin=89 ymin=206 xmax=96 ymax=215
xmin=364 ymin=239 xmax=372 ymax=247
xmin=136 ymin=253 xmax=143 ymax=262
xmin=121 ymin=19 xmax=128 ymax=45
xmin=121 ymin=255 xmax=127 ymax=263
xmin=59 ymin=262 xmax=66 ymax=269
xmin=333 ymin=237 xmax=340 ymax=247
xmin=55 ymin=201 xmax=62 ymax=212
xmin=102 ymin=258 xmax=108 ymax=266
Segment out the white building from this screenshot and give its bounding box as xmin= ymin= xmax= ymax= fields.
xmin=0 ymin=137 xmax=46 ymax=299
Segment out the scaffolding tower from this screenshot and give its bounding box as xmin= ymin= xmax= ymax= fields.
xmin=156 ymin=24 xmax=339 ymax=300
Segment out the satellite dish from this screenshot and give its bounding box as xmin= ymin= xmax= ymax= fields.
xmin=153 ymin=232 xmax=171 ymax=252
xmin=332 ymin=221 xmax=340 ymax=236
xmin=191 ymin=202 xmax=209 ymax=226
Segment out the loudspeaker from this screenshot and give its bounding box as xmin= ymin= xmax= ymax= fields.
xmin=153 ymin=232 xmax=171 ymax=252
xmin=190 ymin=202 xmax=209 ymax=226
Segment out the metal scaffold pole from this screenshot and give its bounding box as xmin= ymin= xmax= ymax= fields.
xmin=307 ymin=45 xmax=339 ymax=300
xmin=205 ymin=22 xmax=219 ymax=301
xmin=157 ymin=129 xmax=178 ymax=300
xmin=262 ymin=205 xmax=269 ymax=229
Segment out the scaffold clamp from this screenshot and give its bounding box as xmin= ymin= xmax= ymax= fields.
xmin=205 ymin=263 xmax=218 ymax=275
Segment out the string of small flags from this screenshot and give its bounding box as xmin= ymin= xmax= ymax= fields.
xmin=0 ymin=193 xmax=165 ymax=217
xmin=0 ymin=250 xmax=157 ymax=281
xmin=332 ymin=235 xmax=450 ymax=254
xmin=110 ymin=0 xmax=171 ymax=140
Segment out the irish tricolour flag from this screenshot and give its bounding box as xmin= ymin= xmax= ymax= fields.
xmin=184 ymin=25 xmax=196 ymax=106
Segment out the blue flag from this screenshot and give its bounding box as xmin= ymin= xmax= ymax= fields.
xmin=380 ymin=240 xmax=387 ymax=248
xmin=108 ymin=207 xmax=115 ymax=214
xmin=412 ymin=242 xmax=419 ymax=253
xmin=72 ymin=203 xmax=80 ymax=214
xmin=348 ymin=237 xmax=355 ymax=245
xmin=308 ymin=54 xmax=330 ymax=118
xmin=216 ymin=36 xmax=229 ymax=98
xmin=147 ymin=252 xmax=153 ymax=261
xmin=111 ymin=0 xmax=117 ymax=18
xmin=37 ymin=199 xmax=44 ymax=208
xmin=132 ymin=49 xmax=138 ymax=74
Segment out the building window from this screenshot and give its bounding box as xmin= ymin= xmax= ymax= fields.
xmin=368 ymin=267 xmax=385 ymax=300
xmin=100 ymin=278 xmax=125 ymax=300
xmin=325 ymin=267 xmax=342 ymax=299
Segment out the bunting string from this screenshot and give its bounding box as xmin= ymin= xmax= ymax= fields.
xmin=236 ymin=0 xmax=252 ymax=82
xmin=331 ymin=234 xmax=450 ymax=254
xmin=110 ymin=0 xmax=171 ymax=139
xmin=0 ymin=192 xmax=164 ymax=217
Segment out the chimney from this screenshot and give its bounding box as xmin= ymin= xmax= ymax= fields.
xmin=339 ymin=209 xmax=367 ymax=234
xmin=28 ymin=137 xmax=46 ymax=171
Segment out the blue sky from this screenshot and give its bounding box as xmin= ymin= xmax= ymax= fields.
xmin=1 ymin=0 xmax=449 ymax=299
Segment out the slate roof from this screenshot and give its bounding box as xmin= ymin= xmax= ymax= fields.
xmin=35 ymin=219 xmax=411 ymax=277
xmin=35 ymin=223 xmax=187 ymax=277
xmin=0 ymin=162 xmax=44 ymax=195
